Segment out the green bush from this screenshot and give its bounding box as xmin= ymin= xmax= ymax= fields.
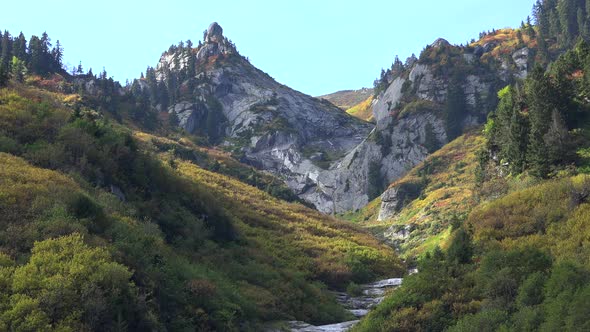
xmin=347 ymin=281 xmax=363 ymax=296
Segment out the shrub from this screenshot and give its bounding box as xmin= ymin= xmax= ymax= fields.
xmin=347 ymin=282 xmax=363 ymax=296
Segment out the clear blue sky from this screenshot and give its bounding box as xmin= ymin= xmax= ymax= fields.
xmin=1 ymin=0 xmax=533 ymax=96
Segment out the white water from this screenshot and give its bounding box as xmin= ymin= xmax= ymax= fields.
xmin=287 ymin=278 xmax=403 ymax=332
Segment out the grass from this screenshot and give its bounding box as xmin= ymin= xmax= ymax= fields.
xmin=351 ymin=131 xmax=485 ymax=258
xmin=346 ymin=96 xmax=375 ymax=122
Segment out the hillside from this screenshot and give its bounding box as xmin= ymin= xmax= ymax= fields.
xmin=343 ymin=131 xmax=484 ymax=258
xmin=350 ymin=2 xmax=590 ymax=329
xmin=0 ymin=80 xmax=403 ymax=330
xmin=318 ymin=88 xmax=374 ymax=110
xmin=345 ymin=95 xmax=375 ymax=122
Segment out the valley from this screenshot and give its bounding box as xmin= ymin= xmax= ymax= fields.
xmin=1 ymin=0 xmax=590 ymax=331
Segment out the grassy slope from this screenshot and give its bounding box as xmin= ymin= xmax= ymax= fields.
xmin=344 ymin=131 xmax=484 ymax=258
xmin=319 ymin=89 xmax=374 ymax=110
xmin=0 ymin=82 xmax=402 ymax=330
xmin=469 ymin=175 xmax=590 ymax=264
xmin=470 ymin=27 xmax=538 ymax=60
xmin=346 ymin=95 xmax=374 ymax=122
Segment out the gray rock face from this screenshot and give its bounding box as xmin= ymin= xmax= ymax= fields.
xmin=160 ymin=36 xmax=450 ymax=213
xmin=168 ymin=101 xmax=207 ymax=133
xmin=512 ymin=47 xmax=529 ymax=79
xmin=372 ymin=77 xmax=405 ymax=124
xmin=378 ymin=187 xmax=404 ymax=221
xmin=408 ymin=64 xmax=447 ymax=103
xmin=206 ymin=22 xmax=223 ymax=43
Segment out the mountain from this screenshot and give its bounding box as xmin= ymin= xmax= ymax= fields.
xmin=150 ymin=23 xmax=533 ymax=214
xmin=318 ymin=88 xmax=374 ymax=110
xmin=152 ymin=23 xmax=375 ymax=213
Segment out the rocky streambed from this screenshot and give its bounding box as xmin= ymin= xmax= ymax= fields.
xmin=287 ymin=278 xmax=403 ymax=332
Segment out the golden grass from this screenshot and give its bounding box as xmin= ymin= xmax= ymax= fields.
xmin=346 ymin=96 xmax=375 ymax=122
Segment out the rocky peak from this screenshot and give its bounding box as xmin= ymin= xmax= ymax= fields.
xmin=196 ymin=22 xmax=235 ymax=62
xmin=431 ymin=38 xmax=450 ymax=48
xmin=205 ymin=22 xmax=224 ymax=43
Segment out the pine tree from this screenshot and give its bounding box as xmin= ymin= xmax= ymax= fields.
xmin=557 ymin=0 xmax=578 ymax=46
xmin=516 ymin=30 xmax=524 ymax=45
xmin=391 ymin=55 xmax=404 ymax=77
xmin=544 ymin=109 xmax=570 ymax=165
xmin=526 ymin=66 xmax=554 ymax=177
xmin=0 ymin=63 xmax=8 ymax=87
xmin=447 ymin=228 xmax=473 ymax=264
xmin=11 ymin=56 xmax=26 ymax=82
xmin=28 ymin=35 xmax=43 ymax=74
xmin=13 ymin=32 xmax=27 ymax=60
xmin=0 ymin=30 xmax=12 ymax=69
xmin=51 ymin=40 xmax=63 ymax=71
xmin=493 ymin=86 xmax=516 ymax=159
xmin=507 ymin=109 xmax=529 ymax=173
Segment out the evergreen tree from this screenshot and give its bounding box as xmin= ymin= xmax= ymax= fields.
xmin=0 ymin=63 xmax=8 ymax=87
xmin=526 ymin=66 xmax=554 ymax=177
xmin=557 ymin=0 xmax=578 ymax=46
xmin=447 ymin=228 xmax=473 ymax=264
xmin=525 ymin=16 xmax=537 ymax=38
xmin=391 ymin=55 xmax=404 ymax=77
xmin=544 ymin=109 xmax=570 ymax=165
xmin=12 ymin=32 xmax=27 ymax=60
xmin=0 ymin=30 xmax=12 ymax=69
xmin=51 ymin=40 xmax=63 ymax=71
xmin=28 ymin=35 xmax=43 ymax=74
xmin=11 ymin=56 xmax=26 ymax=82
xmin=507 ymin=109 xmax=529 ymax=173
xmin=493 ymin=86 xmax=516 ymax=158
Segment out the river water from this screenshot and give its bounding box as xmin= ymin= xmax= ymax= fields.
xmin=286 ymin=278 xmax=403 ymax=332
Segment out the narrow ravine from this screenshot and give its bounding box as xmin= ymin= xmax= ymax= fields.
xmin=286 ymin=278 xmax=403 ymax=332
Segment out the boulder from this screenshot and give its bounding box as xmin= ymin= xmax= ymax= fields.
xmin=378 ymin=186 xmax=403 ymax=221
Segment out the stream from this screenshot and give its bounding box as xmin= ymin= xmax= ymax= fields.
xmin=286 ymin=278 xmax=403 ymax=332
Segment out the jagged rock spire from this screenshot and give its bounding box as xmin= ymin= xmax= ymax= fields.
xmin=206 ymin=22 xmax=224 ymax=43
xmin=196 ymin=22 xmax=234 ymax=62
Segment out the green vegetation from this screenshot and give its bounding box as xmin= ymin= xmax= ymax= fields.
xmin=346 ymin=95 xmax=375 ymax=122
xmin=0 ymin=78 xmax=402 ymax=329
xmin=352 ymin=132 xmax=484 ymax=258
xmin=320 ymin=89 xmax=374 ymax=111
xmin=482 ymin=40 xmax=590 ymax=179
xmin=354 ymin=174 xmax=590 ymax=332
xmin=354 ymin=5 xmax=590 ymax=329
